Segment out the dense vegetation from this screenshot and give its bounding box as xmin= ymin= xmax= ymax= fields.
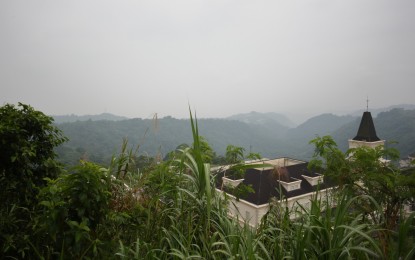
xmin=1 ymin=103 xmax=415 ymax=259
xmin=55 ymin=108 xmax=415 ymax=166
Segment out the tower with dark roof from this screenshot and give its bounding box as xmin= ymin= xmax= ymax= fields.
xmin=348 ymin=111 xmax=385 ymax=149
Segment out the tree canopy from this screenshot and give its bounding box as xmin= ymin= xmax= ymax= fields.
xmin=0 ymin=102 xmax=67 ymax=206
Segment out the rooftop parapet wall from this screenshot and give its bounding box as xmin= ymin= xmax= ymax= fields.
xmin=348 ymin=139 xmax=385 ymax=149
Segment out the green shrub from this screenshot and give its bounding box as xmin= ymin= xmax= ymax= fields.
xmin=0 ymin=102 xmax=66 ymax=207
xmin=0 ymin=102 xmax=66 ymax=258
xmin=36 ymin=162 xmax=111 ymax=258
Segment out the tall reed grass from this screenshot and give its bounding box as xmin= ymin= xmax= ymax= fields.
xmin=114 ymin=111 xmax=415 ymax=259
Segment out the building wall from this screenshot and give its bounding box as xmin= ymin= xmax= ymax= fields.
xmin=266 ymin=158 xmax=305 ymax=167
xmin=217 ymin=188 xmax=334 ymax=227
xmin=279 ymin=188 xmax=334 ymax=219
xmin=217 ymin=189 xmax=269 ymax=227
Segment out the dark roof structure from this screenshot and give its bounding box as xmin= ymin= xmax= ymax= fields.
xmin=352 ymin=111 xmax=381 ymax=142
xmin=216 ymin=159 xmax=334 ymax=205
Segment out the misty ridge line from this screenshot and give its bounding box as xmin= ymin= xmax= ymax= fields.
xmin=54 ymin=104 xmax=415 ymax=168
xmin=49 ymin=104 xmax=415 ymax=124
xmin=51 ymin=103 xmax=415 ymax=126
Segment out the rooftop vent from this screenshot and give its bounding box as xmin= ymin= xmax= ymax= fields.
xmin=302 ymin=174 xmax=323 ymax=186
xmin=277 ymin=178 xmax=302 ymax=192
xmin=222 ymin=177 xmax=244 ymax=188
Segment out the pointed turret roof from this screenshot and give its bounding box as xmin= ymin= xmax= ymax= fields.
xmin=353 ymin=111 xmax=380 ymax=142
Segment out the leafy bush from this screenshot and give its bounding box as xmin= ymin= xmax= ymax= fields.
xmin=0 ymin=102 xmax=66 ymax=205
xmin=0 ymin=102 xmax=66 ymax=257
xmin=36 ymin=162 xmax=111 ymax=258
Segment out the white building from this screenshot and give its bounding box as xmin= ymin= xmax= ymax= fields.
xmin=215 ymin=157 xmax=334 ymax=227
xmin=348 ymin=111 xmax=385 ymax=150
xmin=215 ymin=110 xmax=396 ymax=228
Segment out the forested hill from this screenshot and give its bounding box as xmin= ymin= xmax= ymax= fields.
xmin=55 ymin=117 xmax=288 ymax=165
xmin=55 ymin=109 xmax=415 ymax=166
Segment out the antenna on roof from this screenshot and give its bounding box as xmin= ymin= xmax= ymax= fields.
xmin=366 ymin=96 xmax=369 ymax=112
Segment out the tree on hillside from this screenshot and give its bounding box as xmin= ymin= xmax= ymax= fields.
xmin=196 ymin=136 xmax=215 ymax=163
xmin=225 ymin=145 xmax=245 ymax=164
xmin=164 ymin=137 xmax=216 ymax=164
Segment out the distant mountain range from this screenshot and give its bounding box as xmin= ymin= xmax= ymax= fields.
xmin=52 ymin=104 xmax=415 ymax=125
xmin=350 ymin=104 xmax=415 ymax=117
xmin=54 ymin=105 xmax=415 ymax=166
xmin=227 ymin=111 xmax=296 ymax=128
xmin=52 ymin=113 xmax=129 ymax=124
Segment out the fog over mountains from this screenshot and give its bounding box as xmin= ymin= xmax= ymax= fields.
xmin=52 ymin=104 xmax=415 ymax=125
xmin=53 ymin=104 xmax=415 ymax=166
xmin=227 ymin=111 xmax=296 ymax=128
xmin=53 ymin=113 xmax=129 ymax=124
xmin=349 ymin=104 xmax=415 ymax=117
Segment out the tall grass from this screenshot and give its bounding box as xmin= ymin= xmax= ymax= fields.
xmin=257 ymin=193 xmax=383 ymax=259
xmin=113 ymin=111 xmax=262 ymax=258
xmin=113 ymin=111 xmax=415 ymax=259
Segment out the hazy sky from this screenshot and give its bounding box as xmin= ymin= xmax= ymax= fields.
xmin=1 ymin=0 xmax=414 ymax=120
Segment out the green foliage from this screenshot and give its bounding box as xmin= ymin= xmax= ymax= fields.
xmin=225 ymin=144 xmax=245 ymax=164
xmin=0 ymin=205 xmax=33 ymax=257
xmin=258 ymin=193 xmax=383 ymax=259
xmin=391 ymin=213 xmax=415 ymax=260
xmin=143 ymin=159 xmax=181 ymax=207
xmin=36 ymin=162 xmax=111 ymax=257
xmin=0 ymin=102 xmax=67 ymax=206
xmin=135 ymin=154 xmax=156 ymax=173
xmin=246 ymin=152 xmax=261 ymax=160
xmin=188 ymin=110 xmax=213 ymax=207
xmin=113 ymin=110 xmax=262 ymax=258
xmin=301 ymin=194 xmax=382 ymax=259
xmin=227 ymin=183 xmax=255 ymax=201
xmin=164 ymin=136 xmax=216 ymax=164
xmin=309 ymin=135 xmax=415 ymax=256
xmin=195 ymin=135 xmax=215 ymax=163
xmin=220 ymin=145 xmax=265 ymax=192
xmin=0 ymin=102 xmax=66 ymax=258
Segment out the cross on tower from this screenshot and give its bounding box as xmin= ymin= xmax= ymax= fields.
xmin=366 ymin=97 xmax=369 ymax=111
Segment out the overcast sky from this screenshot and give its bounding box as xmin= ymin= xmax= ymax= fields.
xmin=1 ymin=0 xmax=414 ymax=121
